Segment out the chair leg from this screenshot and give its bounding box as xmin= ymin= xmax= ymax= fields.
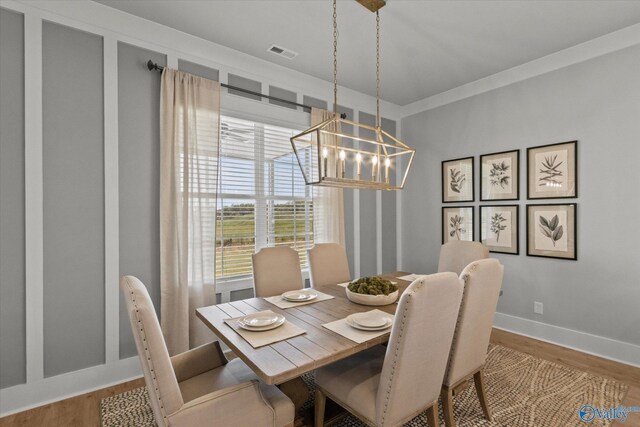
xmin=473 ymin=370 xmax=492 ymax=421
xmin=278 ymin=377 xmax=309 ymax=412
xmin=314 ymin=388 xmax=326 ymax=427
xmin=441 ymin=387 xmax=456 ymax=427
xmin=426 ymin=403 xmax=439 ymax=427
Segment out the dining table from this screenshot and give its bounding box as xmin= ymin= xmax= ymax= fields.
xmin=195 ymin=271 xmax=413 ymax=387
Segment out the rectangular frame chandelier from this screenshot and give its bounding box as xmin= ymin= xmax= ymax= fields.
xmin=290 ymin=0 xmax=415 ymax=191
xmin=290 ymin=115 xmax=415 ymax=190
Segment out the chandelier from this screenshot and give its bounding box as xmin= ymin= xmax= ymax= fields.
xmin=290 ymin=0 xmax=415 ymax=190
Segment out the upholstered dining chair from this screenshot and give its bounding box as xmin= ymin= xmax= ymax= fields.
xmin=314 ymin=273 xmax=464 ymax=427
xmin=252 ymin=246 xmax=304 ymax=297
xmin=120 ymin=276 xmax=295 ymax=427
xmin=251 ymin=246 xmax=311 ymax=409
xmin=307 ymin=243 xmax=351 ymax=287
xmin=440 ymin=258 xmax=504 ymax=427
xmin=437 ymin=240 xmax=489 ymax=276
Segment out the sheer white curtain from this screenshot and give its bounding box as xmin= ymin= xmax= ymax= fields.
xmin=311 ymin=108 xmax=345 ymax=246
xmin=160 ymin=69 xmax=220 ymax=355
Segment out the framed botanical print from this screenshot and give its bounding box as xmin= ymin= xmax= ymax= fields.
xmin=527 ymin=203 xmax=577 ymax=260
xmin=527 ymin=141 xmax=577 ymax=199
xmin=480 ymin=150 xmax=519 ymax=201
xmin=442 ymin=157 xmax=474 ymax=203
xmin=479 ymin=205 xmax=519 ymax=255
xmin=442 ymin=206 xmax=474 ymax=244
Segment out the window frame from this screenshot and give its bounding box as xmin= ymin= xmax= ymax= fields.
xmin=215 ymin=111 xmax=314 ymax=288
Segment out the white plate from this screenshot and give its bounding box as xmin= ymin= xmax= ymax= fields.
xmin=345 ymin=314 xmax=392 ymax=331
xmin=240 ymin=312 xmax=283 ymax=327
xmin=282 ymin=289 xmax=318 ymax=302
xmin=237 ymin=315 xmax=285 ymax=332
xmin=350 ymin=311 xmax=390 ymax=328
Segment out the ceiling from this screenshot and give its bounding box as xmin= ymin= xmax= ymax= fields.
xmin=93 ymin=0 xmax=640 ymax=106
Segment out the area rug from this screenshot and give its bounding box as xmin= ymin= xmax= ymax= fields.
xmin=101 ymin=345 xmax=628 ymax=426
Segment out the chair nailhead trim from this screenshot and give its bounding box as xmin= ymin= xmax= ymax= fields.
xmin=445 ymin=268 xmax=474 ymax=381
xmin=380 ymin=283 xmax=417 ymax=426
xmin=127 ymin=282 xmax=169 ymax=423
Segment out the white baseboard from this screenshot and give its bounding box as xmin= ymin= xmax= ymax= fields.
xmin=0 ymin=356 xmax=142 ymax=417
xmin=493 ymin=312 xmax=640 ymax=368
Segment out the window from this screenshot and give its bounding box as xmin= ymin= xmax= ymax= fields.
xmin=216 ymin=115 xmax=314 ymax=280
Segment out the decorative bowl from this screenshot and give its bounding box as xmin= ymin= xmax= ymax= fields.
xmin=345 ymin=288 xmax=399 ymax=306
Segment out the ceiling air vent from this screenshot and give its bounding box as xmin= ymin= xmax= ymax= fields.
xmin=267 ymin=44 xmax=298 ymax=60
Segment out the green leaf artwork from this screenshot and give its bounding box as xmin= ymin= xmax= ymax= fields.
xmin=539 ymin=214 xmax=563 ymax=246
xmin=449 ymin=168 xmax=466 ymax=193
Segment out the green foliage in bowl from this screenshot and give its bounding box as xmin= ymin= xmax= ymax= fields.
xmin=348 ymin=276 xmax=398 ymax=296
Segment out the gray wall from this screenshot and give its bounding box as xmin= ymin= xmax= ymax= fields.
xmin=42 ymin=22 xmax=105 ymax=377
xmin=358 ymin=112 xmax=379 ymax=277
xmin=118 ymin=43 xmax=165 ymax=359
xmin=380 ymin=118 xmax=397 ymax=273
xmin=228 ymin=73 xmax=261 ymax=101
xmin=178 ymin=59 xmax=219 ymax=81
xmin=0 ymin=21 xmax=399 ymax=384
xmin=0 ymin=8 xmax=26 ymax=388
xmin=336 ymin=105 xmax=356 ymax=277
xmin=269 ymin=85 xmax=297 ymax=109
xmin=401 ymin=45 xmax=640 ymax=346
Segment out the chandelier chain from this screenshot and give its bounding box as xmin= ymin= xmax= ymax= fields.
xmin=376 ymin=10 xmax=380 ymax=128
xmin=333 ymin=0 xmax=338 ymax=114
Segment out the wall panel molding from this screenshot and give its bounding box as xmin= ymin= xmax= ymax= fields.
xmin=0 ymin=0 xmax=404 ymax=121
xmin=103 ymin=35 xmax=119 ymax=365
xmin=0 ymin=0 xmax=395 ymax=412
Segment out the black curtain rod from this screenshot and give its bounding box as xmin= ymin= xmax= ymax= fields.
xmin=147 ymin=60 xmax=346 ymax=118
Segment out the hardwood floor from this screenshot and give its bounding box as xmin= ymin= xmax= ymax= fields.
xmin=0 ymin=378 xmax=144 ymax=427
xmin=1 ymin=329 xmax=638 ymax=427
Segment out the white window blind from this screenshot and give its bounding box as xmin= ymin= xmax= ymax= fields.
xmin=216 ymin=115 xmax=314 ymax=280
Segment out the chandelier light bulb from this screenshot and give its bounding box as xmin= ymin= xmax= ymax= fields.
xmin=322 ymin=147 xmax=329 ymax=158
xmin=339 ymin=150 xmax=346 ymax=160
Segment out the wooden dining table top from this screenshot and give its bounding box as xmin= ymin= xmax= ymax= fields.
xmin=196 ymin=271 xmax=412 ymax=385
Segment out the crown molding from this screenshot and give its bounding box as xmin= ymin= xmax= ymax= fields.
xmin=400 ymin=22 xmax=640 ymax=118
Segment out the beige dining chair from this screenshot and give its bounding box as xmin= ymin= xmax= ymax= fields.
xmin=252 ymin=246 xmax=304 ymax=297
xmin=307 ymin=243 xmax=351 ymax=287
xmin=314 ymin=272 xmax=464 ymax=427
xmin=251 ymin=246 xmax=311 ymax=408
xmin=437 ymin=240 xmax=489 ymax=276
xmin=440 ymin=258 xmax=504 ymax=427
xmin=120 ymin=276 xmax=295 ymax=427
